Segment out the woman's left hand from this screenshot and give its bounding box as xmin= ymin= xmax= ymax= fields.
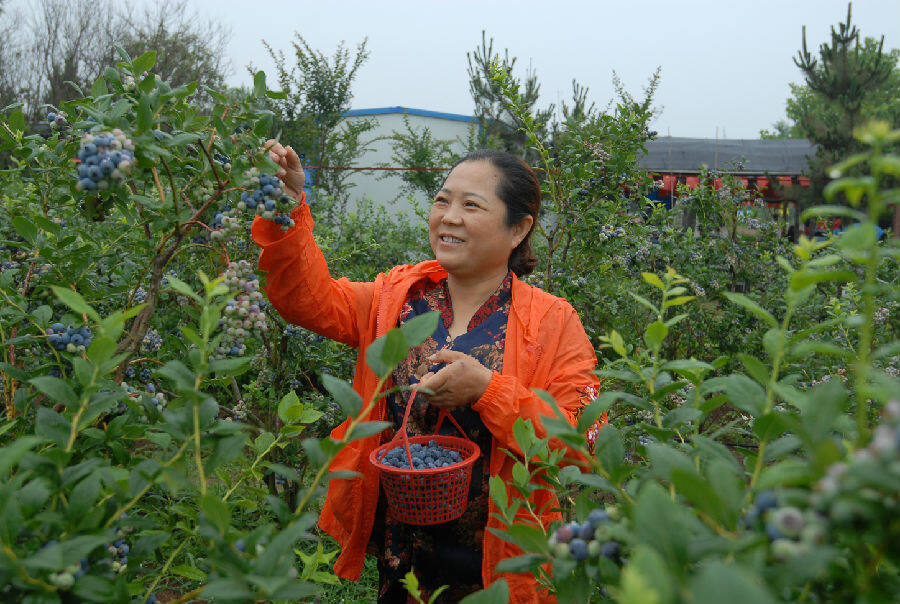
xmin=417 ymin=349 xmax=493 ymax=408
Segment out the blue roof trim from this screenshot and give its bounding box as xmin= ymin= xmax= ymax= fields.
xmin=343 ymin=106 xmax=477 ymax=123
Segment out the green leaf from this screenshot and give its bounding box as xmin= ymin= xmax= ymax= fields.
xmin=253 ymin=71 xmax=267 ymax=98
xmin=277 ymin=390 xmax=302 ymax=425
xmin=790 ymin=269 xmax=855 ymax=291
xmin=35 ymin=407 xmax=70 ymax=448
xmin=800 ymin=204 xmax=866 ymax=222
xmin=156 ymin=361 xmax=194 ymax=392
xmin=321 ymin=374 xmax=363 ymax=417
xmin=722 ymin=292 xmax=777 ymax=327
xmin=137 ymin=94 xmax=153 ymax=131
xmin=641 ymin=272 xmax=665 ymax=290
xmin=210 ymin=356 xmax=252 ymax=377
xmin=12 ymin=216 xmax=37 ymax=243
xmin=400 ymin=311 xmax=439 ymax=347
xmin=689 ymin=562 xmax=776 ymax=604
xmin=756 ymin=458 xmax=810 ymax=490
xmin=489 ymin=475 xmax=508 ymax=514
xmin=629 ymin=291 xmax=659 ymax=314
xmin=90 ymin=76 xmax=108 ymax=98
xmin=619 ymin=545 xmax=674 ymax=604
xmin=30 ymin=377 xmax=78 ymax=408
xmin=200 ymin=493 xmax=230 ymax=535
xmin=724 ymin=374 xmax=766 ymax=417
xmin=663 ymin=295 xmax=695 ymax=309
xmin=23 ymin=535 xmax=109 ymax=571
xmin=51 ymin=286 xmax=99 ymax=321
xmin=643 ymin=320 xmax=668 ymax=350
xmin=345 ymin=421 xmax=391 ymax=442
xmin=163 ymin=274 xmax=201 ymax=303
xmin=132 ymin=51 xmax=157 ymax=74
xmin=458 ymin=578 xmax=509 ymax=604
xmin=171 ymin=564 xmax=206 ymax=581
xmin=494 ymin=553 xmax=544 ymax=574
xmin=0 ymin=436 xmax=42 ymax=475
xmin=8 ymin=108 xmax=25 ymax=133
xmin=380 ymin=329 xmax=408 ymax=370
xmin=254 ymin=431 xmax=276 ymax=454
xmin=365 ymin=334 xmax=390 ymax=378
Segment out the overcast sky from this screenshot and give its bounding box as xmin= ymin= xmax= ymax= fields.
xmin=189 ymin=0 xmax=899 ymax=139
xmin=22 ymin=0 xmax=900 ymax=139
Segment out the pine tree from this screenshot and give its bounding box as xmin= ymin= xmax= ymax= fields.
xmin=466 ymin=31 xmax=554 ymax=160
xmin=790 ymin=3 xmax=899 ymax=235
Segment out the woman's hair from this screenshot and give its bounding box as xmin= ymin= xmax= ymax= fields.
xmin=448 ymin=149 xmax=541 ymax=277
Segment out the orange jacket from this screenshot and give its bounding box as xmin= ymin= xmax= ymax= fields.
xmin=253 ymin=197 xmax=602 ymax=604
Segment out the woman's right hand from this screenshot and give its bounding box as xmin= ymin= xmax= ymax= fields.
xmin=265 ymin=139 xmax=305 ymax=200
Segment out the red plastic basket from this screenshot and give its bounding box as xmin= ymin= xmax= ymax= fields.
xmin=369 ymin=388 xmax=480 ymax=525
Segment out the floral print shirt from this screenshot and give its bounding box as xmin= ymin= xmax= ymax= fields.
xmin=371 ymin=271 xmax=513 ymax=603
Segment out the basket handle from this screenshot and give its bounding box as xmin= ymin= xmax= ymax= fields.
xmin=397 ymin=385 xmax=471 ymax=440
xmin=378 ymin=386 xmax=472 ymax=467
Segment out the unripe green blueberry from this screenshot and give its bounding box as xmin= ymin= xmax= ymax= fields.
xmin=588 ymin=540 xmax=601 ymax=559
xmin=553 ymin=542 xmax=570 ymax=559
xmin=772 ymin=507 xmax=805 ymax=539
xmin=771 ymin=538 xmax=799 ymax=562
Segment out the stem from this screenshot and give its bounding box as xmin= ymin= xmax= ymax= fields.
xmin=223 ymin=436 xmax=281 ymax=502
xmin=194 ymin=403 xmax=206 ymax=496
xmin=104 ymin=443 xmax=189 ymax=528
xmin=142 ymin=537 xmax=190 ymax=602
xmin=855 ymin=176 xmax=882 ymax=446
xmin=294 ymin=376 xmax=387 ymax=515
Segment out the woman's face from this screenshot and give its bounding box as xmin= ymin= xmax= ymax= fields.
xmin=428 ymin=160 xmax=531 ymax=280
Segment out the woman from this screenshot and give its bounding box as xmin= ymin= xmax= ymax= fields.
xmin=252 ymin=144 xmax=602 ymax=603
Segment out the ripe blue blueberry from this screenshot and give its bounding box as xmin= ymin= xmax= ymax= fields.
xmin=569 ymin=538 xmax=589 ymax=561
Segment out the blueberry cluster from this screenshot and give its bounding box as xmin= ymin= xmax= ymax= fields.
xmin=46 ymin=322 xmax=93 ymax=353
xmin=140 ymin=368 xmax=152 ymax=382
xmin=74 ymin=130 xmax=135 ymax=192
xmin=230 ymin=399 xmax=247 ymax=421
xmin=107 ymin=538 xmax=130 ymax=574
xmin=141 ymin=328 xmax=162 ymax=353
xmin=379 ymin=439 xmax=464 ymax=470
xmin=597 ymin=224 xmax=625 ymax=242
xmin=121 ymin=381 xmax=166 ymax=415
xmin=215 ymin=260 xmax=268 ymax=359
xmin=209 ymin=205 xmax=243 ymax=242
xmin=46 ymin=111 xmax=67 ymax=128
xmin=160 ymin=269 xmax=178 ymax=286
xmin=549 ymin=508 xmax=621 ymax=563
xmin=742 ymin=490 xmax=826 ymax=561
xmin=238 ymin=169 xmax=297 ymax=231
xmin=213 ymin=152 xmax=232 ymax=172
xmin=133 ymin=287 xmax=148 ymax=304
xmin=47 ymin=557 xmax=87 ymax=589
xmin=284 ymin=324 xmax=304 ymax=338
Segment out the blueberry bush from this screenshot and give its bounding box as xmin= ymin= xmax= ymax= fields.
xmin=472 ymin=121 xmax=900 ymax=603
xmin=0 ymin=48 xmax=434 ymax=602
xmin=2 ymin=41 xmax=899 ymax=604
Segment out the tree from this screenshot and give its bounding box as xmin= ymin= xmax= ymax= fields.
xmin=793 ymin=5 xmax=895 ymax=153
xmin=0 ymin=0 xmax=22 ymax=109
xmin=466 ymin=30 xmax=554 ymax=160
xmin=114 ymin=0 xmax=230 ymax=96
xmin=384 ymin=113 xmax=467 ymax=204
xmin=770 ymin=3 xmax=900 ymax=234
xmin=3 ymin=0 xmax=231 ymax=121
xmin=260 ymin=35 xmax=375 ymax=219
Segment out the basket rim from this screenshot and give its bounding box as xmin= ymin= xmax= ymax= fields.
xmin=370 ymin=434 xmax=480 ymax=476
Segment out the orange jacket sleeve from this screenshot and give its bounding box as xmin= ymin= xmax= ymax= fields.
xmin=251 ymin=195 xmax=377 ymax=348
xmin=472 ymin=302 xmax=600 ymax=459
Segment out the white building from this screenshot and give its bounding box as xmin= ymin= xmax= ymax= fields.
xmin=335 ymin=106 xmax=478 ymax=215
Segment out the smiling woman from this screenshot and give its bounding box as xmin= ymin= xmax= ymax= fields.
xmin=252 ymin=145 xmax=604 ymax=603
